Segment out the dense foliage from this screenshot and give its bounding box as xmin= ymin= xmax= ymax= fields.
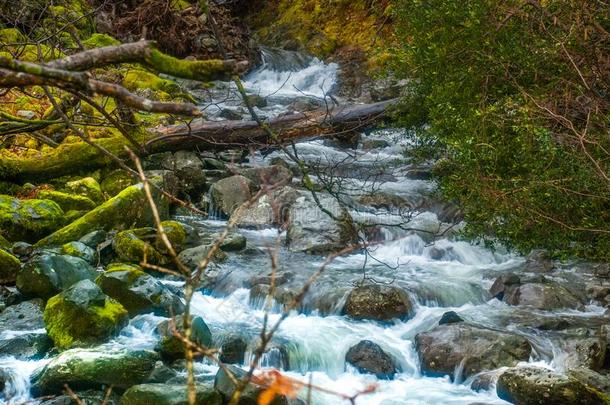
xmin=392 ymin=0 xmax=610 ymax=259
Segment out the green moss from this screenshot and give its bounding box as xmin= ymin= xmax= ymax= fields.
xmin=82 ymin=33 xmax=120 ymax=49
xmin=0 ymin=249 xmax=20 ymax=283
xmin=0 ymin=28 xmax=26 ymax=44
xmin=37 ymin=190 xmax=97 ymax=212
xmin=147 ymin=49 xmax=228 ymax=82
xmin=104 ymin=263 xmax=146 ymax=282
xmin=0 ymin=195 xmax=65 ymax=242
xmin=156 ymin=220 xmax=187 ymax=253
xmin=113 ymin=228 xmax=164 ymax=264
xmin=64 ymin=177 xmax=104 ymax=204
xmin=60 ymin=241 xmax=96 ymax=263
xmin=122 ymin=69 xmax=181 ymax=95
xmin=0 ymin=234 xmax=10 ymax=249
xmin=100 ymin=170 xmax=136 ymax=198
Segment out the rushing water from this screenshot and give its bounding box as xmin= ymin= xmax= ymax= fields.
xmin=1 ymin=48 xmax=606 ymax=404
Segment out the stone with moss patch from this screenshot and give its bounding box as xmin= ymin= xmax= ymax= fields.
xmin=43 ymin=279 xmax=128 ymax=349
xmin=82 ymin=33 xmax=120 ymax=49
xmin=100 ymin=170 xmax=137 ymax=197
xmin=60 ymin=241 xmax=96 ymax=264
xmin=0 ymin=235 xmax=11 ymax=250
xmin=0 ymin=249 xmax=21 ymax=284
xmin=64 ymin=177 xmax=104 ymax=204
xmin=113 ymin=228 xmax=164 ymax=264
xmin=36 ymin=190 xmax=97 ymax=212
xmin=0 ymin=195 xmax=65 ymax=242
xmin=156 ymin=315 xmax=212 ymax=361
xmin=155 ymin=220 xmax=189 ymax=254
xmin=121 ymin=383 xmax=222 ymax=405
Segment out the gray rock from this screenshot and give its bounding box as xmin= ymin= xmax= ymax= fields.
xmin=177 ymin=244 xmax=228 ymax=269
xmin=0 ymin=331 xmax=52 ymax=360
xmin=220 ymin=336 xmax=247 ymax=364
xmin=345 ymin=340 xmax=398 ymax=379
xmin=490 ymin=274 xmax=584 ymax=310
xmin=78 ymin=230 xmax=107 ymax=248
xmin=568 ymin=367 xmax=610 ymax=395
xmin=219 ymin=108 xmax=243 ymax=120
xmin=214 ymin=365 xmax=287 ymax=405
xmin=415 ymin=323 xmax=532 ymax=381
xmin=0 ymin=299 xmax=45 ymax=330
xmin=60 ymin=241 xmax=96 ymax=264
xmin=235 ymin=186 xmax=299 ymax=229
xmin=121 ymin=383 xmax=222 ymax=405
xmin=210 ymin=175 xmax=253 ymax=217
xmin=156 ymin=315 xmax=212 ymax=361
xmin=524 ymin=249 xmax=555 ymax=272
xmin=343 ymin=284 xmax=414 ymax=322
xmin=245 ymin=94 xmax=267 ymax=108
xmin=40 ymin=389 xmax=121 ymax=404
xmin=239 ymin=165 xmax=293 ymax=188
xmin=163 ymin=151 xmax=206 ymax=198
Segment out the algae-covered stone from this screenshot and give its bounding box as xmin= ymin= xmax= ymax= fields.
xmin=96 ymin=263 xmax=184 ymax=316
xmin=16 ymin=253 xmax=97 ymax=299
xmin=43 ymin=280 xmax=128 ymax=349
xmin=0 ymin=195 xmax=65 ymax=242
xmin=0 ymin=249 xmax=20 ymax=283
xmin=37 ymin=190 xmax=97 ymax=212
xmin=156 ymin=315 xmax=212 ymax=361
xmin=155 ymin=220 xmax=188 ymax=254
xmin=101 ymin=170 xmax=136 ymax=197
xmin=0 ymin=235 xmax=10 ymax=250
xmin=31 ymin=347 xmax=159 ymax=396
xmin=120 ymin=384 xmax=222 ymax=405
xmin=82 ymin=33 xmax=120 ymax=49
xmin=113 ymin=228 xmax=164 ymax=264
xmin=64 ymin=177 xmax=104 ymax=204
xmin=36 ymin=183 xmax=168 ymax=247
xmin=61 ymin=241 xmax=96 ymax=264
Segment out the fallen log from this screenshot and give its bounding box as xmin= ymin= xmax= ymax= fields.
xmin=0 ymin=99 xmax=398 ymax=182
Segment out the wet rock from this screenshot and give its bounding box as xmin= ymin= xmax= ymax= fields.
xmin=235 ymin=186 xmax=299 ymax=228
xmin=287 ymin=97 xmax=321 ymax=112
xmin=568 ymin=367 xmax=610 ymax=396
xmin=96 ymin=263 xmax=184 ymax=317
xmin=154 ymin=220 xmax=193 ymax=254
xmin=470 ymin=370 xmax=503 ymax=392
xmin=11 ymin=241 xmax=33 ymax=257
xmin=287 ymin=192 xmax=357 ymax=253
xmin=16 ymin=253 xmax=97 ymax=299
xmin=490 ymin=274 xmax=584 ymax=310
xmin=113 ymin=228 xmax=164 ymax=264
xmin=163 ymin=151 xmax=206 ymax=198
xmin=40 ymin=389 xmax=121 ymax=404
xmin=0 ymin=194 xmax=65 ymax=242
xmin=0 ymin=286 xmax=21 ymax=311
xmin=64 ymin=177 xmax=104 ymax=204
xmin=343 ymin=284 xmax=414 ymax=322
xmin=0 ymin=248 xmax=20 ymax=283
xmin=361 ymin=139 xmax=390 ymax=150
xmin=37 ymin=190 xmax=97 ymax=212
xmin=562 ymin=335 xmax=607 ymax=371
xmin=0 ymin=299 xmax=44 ymax=330
xmin=201 ymin=158 xmax=227 ymax=171
xmin=60 ymin=241 xmax=96 ymax=264
xmin=200 ymin=232 xmax=247 ymax=252
xmin=496 ymin=366 xmax=604 ymax=405
xmin=0 ymin=331 xmax=52 ymax=360
xmin=489 ymin=273 xmax=521 ymax=299
xmin=121 ymin=383 xmax=222 ymax=405
xmin=523 ymin=249 xmax=554 ymax=272
xmin=239 ymin=165 xmax=293 ymax=188
xmin=245 ymin=94 xmax=267 ymax=108
xmin=219 ymin=108 xmax=243 ymax=120
xmin=144 ymin=361 xmax=178 ymax=383
xmin=43 ymin=279 xmax=129 ymax=349
xmin=438 ymin=311 xmax=464 ymax=325
xmin=214 ymin=364 xmax=288 ymax=405
xmin=358 ymin=192 xmax=411 ymax=211
xmin=156 ymin=315 xmax=212 ymax=361
xmin=210 ymin=175 xmax=253 ymax=217
xmin=345 ymin=340 xmax=398 ymax=379
xmin=31 ymin=348 xmax=159 ymax=396
xmin=220 ymin=336 xmax=247 ymax=364
xmin=415 ymin=323 xmax=532 ymax=380
xmin=177 ymin=244 xmax=228 ymax=269
xmin=78 ymin=229 xmax=108 ymax=248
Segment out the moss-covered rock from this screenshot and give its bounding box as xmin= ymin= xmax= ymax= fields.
xmin=0 ymin=249 xmax=21 ymax=284
xmin=35 ymin=183 xmax=168 ymax=247
xmin=60 ymin=241 xmax=96 ymax=264
xmin=16 ymin=253 xmax=97 ymax=299
xmin=121 ymin=383 xmax=222 ymax=405
xmin=113 ymin=228 xmax=164 ymax=264
xmin=96 ymin=263 xmax=184 ymax=316
xmin=123 ymin=69 xmax=181 ymax=98
xmin=43 ymin=279 xmax=129 ymax=349
xmin=36 ymin=190 xmax=97 ymax=212
xmin=100 ymin=170 xmax=137 ymax=197
xmin=82 ymin=33 xmax=120 ymax=49
xmin=156 ymin=315 xmax=212 ymax=361
xmin=176 ymin=244 xmax=228 ymax=269
xmin=155 ymin=220 xmax=188 ymax=254
xmin=30 ymin=347 xmax=159 ymax=396
xmin=64 ymin=177 xmax=104 ymax=204
xmin=0 ymin=195 xmax=65 ymax=242
xmin=0 ymin=235 xmax=10 ymax=250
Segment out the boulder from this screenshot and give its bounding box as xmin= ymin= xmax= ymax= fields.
xmin=163 ymin=151 xmax=206 ymax=198
xmin=96 ymin=263 xmax=184 ymax=316
xmin=220 ymin=336 xmax=247 ymax=364
xmin=358 ymin=192 xmax=411 ymax=211
xmin=438 ymin=311 xmax=464 ymax=325
xmin=121 ymin=384 xmax=222 ymax=405
xmin=16 ymin=253 xmax=97 ymax=299
xmin=235 ymin=186 xmax=299 ymax=229
xmin=177 ymin=244 xmax=228 ymax=269
xmin=245 ymin=94 xmax=267 ymax=108
xmin=0 ymin=249 xmax=20 ymax=283
xmin=496 ymin=366 xmax=605 ymax=405
xmin=491 ymin=275 xmax=584 ymax=310
xmin=561 ymin=335 xmax=607 ymax=371
xmin=40 ymin=389 xmax=121 ymax=405
xmin=31 ymin=348 xmax=159 ymax=396
xmin=64 ymin=177 xmax=104 ymax=204
xmin=523 ymin=249 xmax=555 ymax=272
xmin=100 ymin=169 xmax=136 ymax=197
xmin=345 ymin=340 xmax=398 ymax=379
xmin=199 ymin=232 xmax=247 ymax=252
xmin=343 ymin=284 xmax=414 ymax=322
xmin=78 ymin=229 xmax=108 ymax=248
xmin=0 ymin=194 xmax=65 ymax=242
xmin=0 ymin=299 xmax=44 ymax=330
xmin=0 ymin=331 xmax=52 ymax=360
xmin=37 ymin=190 xmax=97 ymax=212
xmin=219 ymin=108 xmax=243 ymax=120
xmin=154 ymin=220 xmax=192 ymax=254
xmin=568 ymin=367 xmax=610 ymax=397
xmin=415 ymin=323 xmax=532 ymax=380
xmin=287 ymin=192 xmax=357 ymax=253
xmin=43 ymin=279 xmax=129 ymax=349
xmin=238 ymin=165 xmax=293 ymax=188
xmin=36 ymin=183 xmax=168 ymax=247
xmin=156 ymin=315 xmax=212 ymax=361
xmin=210 ymin=175 xmax=253 ymax=217
xmin=60 ymin=241 xmax=96 ymax=264
xmin=113 ymin=228 xmax=164 ymax=264
xmin=214 ymin=364 xmax=287 ymax=405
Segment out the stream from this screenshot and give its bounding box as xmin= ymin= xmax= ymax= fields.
xmin=1 ymin=48 xmax=608 ymax=405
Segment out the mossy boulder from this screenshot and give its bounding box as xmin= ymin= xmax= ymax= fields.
xmin=37 ymin=190 xmax=97 ymax=212
xmin=82 ymin=33 xmax=120 ymax=49
xmin=78 ymin=230 xmax=108 ymax=248
xmin=113 ymin=228 xmax=164 ymax=264
xmin=0 ymin=235 xmax=11 ymax=250
xmin=64 ymin=177 xmax=104 ymax=204
xmin=0 ymin=195 xmax=65 ymax=242
xmin=120 ymin=384 xmax=222 ymax=405
xmin=36 ymin=183 xmax=169 ymax=247
xmin=16 ymin=253 xmax=97 ymax=299
xmin=101 ymin=170 xmax=137 ymax=197
xmin=176 ymin=244 xmax=228 ymax=269
xmin=123 ymin=69 xmax=181 ymax=98
xmin=30 ymin=347 xmax=159 ymax=396
xmin=343 ymin=284 xmax=414 ymax=322
xmin=156 ymin=315 xmax=212 ymax=361
xmin=96 ymin=263 xmax=184 ymax=316
xmin=0 ymin=249 xmax=21 ymax=284
xmin=155 ymin=220 xmax=189 ymax=254
xmin=43 ymin=279 xmax=129 ymax=349
xmin=61 ymin=241 xmax=96 ymax=264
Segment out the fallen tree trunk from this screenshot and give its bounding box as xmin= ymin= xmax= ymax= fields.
xmin=0 ymin=99 xmax=397 ymax=182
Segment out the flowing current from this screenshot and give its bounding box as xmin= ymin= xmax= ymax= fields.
xmin=1 ymin=49 xmax=605 ymax=404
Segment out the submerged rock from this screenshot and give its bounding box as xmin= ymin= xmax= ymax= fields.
xmin=345 ymin=340 xmax=399 ymax=379
xmin=343 ymin=284 xmax=414 ymax=322
xmin=496 ymin=366 xmax=605 ymax=405
xmin=210 ymin=175 xmax=253 ymax=217
xmin=156 ymin=315 xmax=212 ymax=361
xmin=121 ymin=383 xmax=222 ymax=405
xmin=43 ymin=279 xmax=129 ymax=349
xmin=31 ymin=348 xmax=159 ymax=396
xmin=0 ymin=194 xmax=65 ymax=242
xmin=16 ymin=253 xmax=97 ymax=299
xmin=96 ymin=263 xmax=184 ymax=316
xmin=0 ymin=248 xmax=20 ymax=283
xmin=415 ymin=323 xmax=532 ymax=380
